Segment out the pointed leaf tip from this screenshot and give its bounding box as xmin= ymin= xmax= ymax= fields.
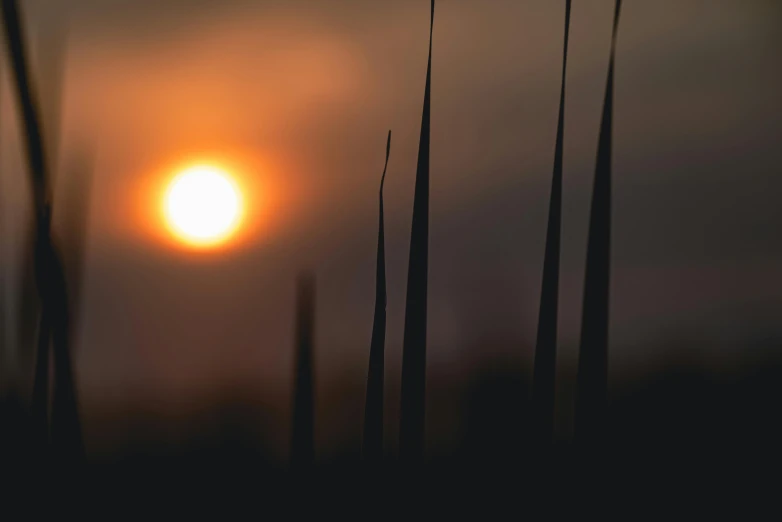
xmin=380 ymin=130 xmax=392 ymax=195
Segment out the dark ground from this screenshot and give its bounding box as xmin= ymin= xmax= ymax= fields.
xmin=1 ymin=349 xmax=780 ymax=508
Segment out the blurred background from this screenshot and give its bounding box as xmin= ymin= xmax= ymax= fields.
xmin=0 ymin=0 xmax=780 ymax=465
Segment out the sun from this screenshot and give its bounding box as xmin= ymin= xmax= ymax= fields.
xmin=163 ymin=164 xmax=243 ymax=248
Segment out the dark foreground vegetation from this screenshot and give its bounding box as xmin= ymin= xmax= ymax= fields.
xmin=2 ymin=352 xmax=780 ymax=494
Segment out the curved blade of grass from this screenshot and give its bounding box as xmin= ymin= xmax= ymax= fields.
xmin=531 ymin=0 xmax=572 ymax=445
xmin=574 ymin=0 xmax=622 ymax=447
xmin=22 ymin=4 xmax=68 ymax=384
xmin=1 ymin=0 xmax=83 ymax=460
xmin=1 ymin=0 xmax=48 ymax=215
xmin=362 ymin=130 xmax=392 ymax=463
xmin=400 ymin=0 xmax=435 ymax=462
xmin=4 ymin=0 xmax=44 ymax=402
xmin=29 ymin=7 xmax=69 ymax=443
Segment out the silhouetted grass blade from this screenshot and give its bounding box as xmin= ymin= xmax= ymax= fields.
xmin=575 ymin=0 xmax=622 ymax=447
xmin=1 ymin=0 xmax=49 ymax=215
xmin=36 ymin=5 xmax=67 ymax=179
xmin=4 ymin=0 xmax=44 ymax=404
xmin=25 ymin=7 xmax=68 ymax=395
xmin=362 ymin=130 xmax=392 ymax=463
xmin=30 ymin=14 xmax=70 ymax=447
xmin=400 ymin=0 xmax=435 ymax=462
xmin=2 ymin=0 xmax=84 ymax=460
xmin=35 ymin=206 xmax=83 ymax=462
xmin=291 ymin=273 xmax=316 ymax=471
xmin=531 ymin=0 xmax=571 ymax=445
xmin=2 ymin=2 xmax=48 ymax=384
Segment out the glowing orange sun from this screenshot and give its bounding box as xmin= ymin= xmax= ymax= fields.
xmin=163 ymin=164 xmax=244 ymax=248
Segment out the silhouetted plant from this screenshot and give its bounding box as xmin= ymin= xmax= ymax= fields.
xmin=574 ymin=0 xmax=622 ymax=447
xmin=32 ymin=11 xmax=72 ymax=452
xmin=531 ymin=0 xmax=571 ymax=445
xmin=12 ymin=14 xmax=66 ymax=417
xmin=362 ymin=130 xmax=392 ymax=463
xmin=400 ymin=0 xmax=435 ymax=463
xmin=32 ymin=150 xmax=93 ymax=452
xmin=1 ymin=0 xmax=47 ymax=211
xmin=290 ymin=273 xmax=316 ymax=471
xmin=1 ymin=0 xmax=84 ymax=462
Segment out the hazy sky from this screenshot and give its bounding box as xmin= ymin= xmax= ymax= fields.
xmin=1 ymin=0 xmax=780 ymax=446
